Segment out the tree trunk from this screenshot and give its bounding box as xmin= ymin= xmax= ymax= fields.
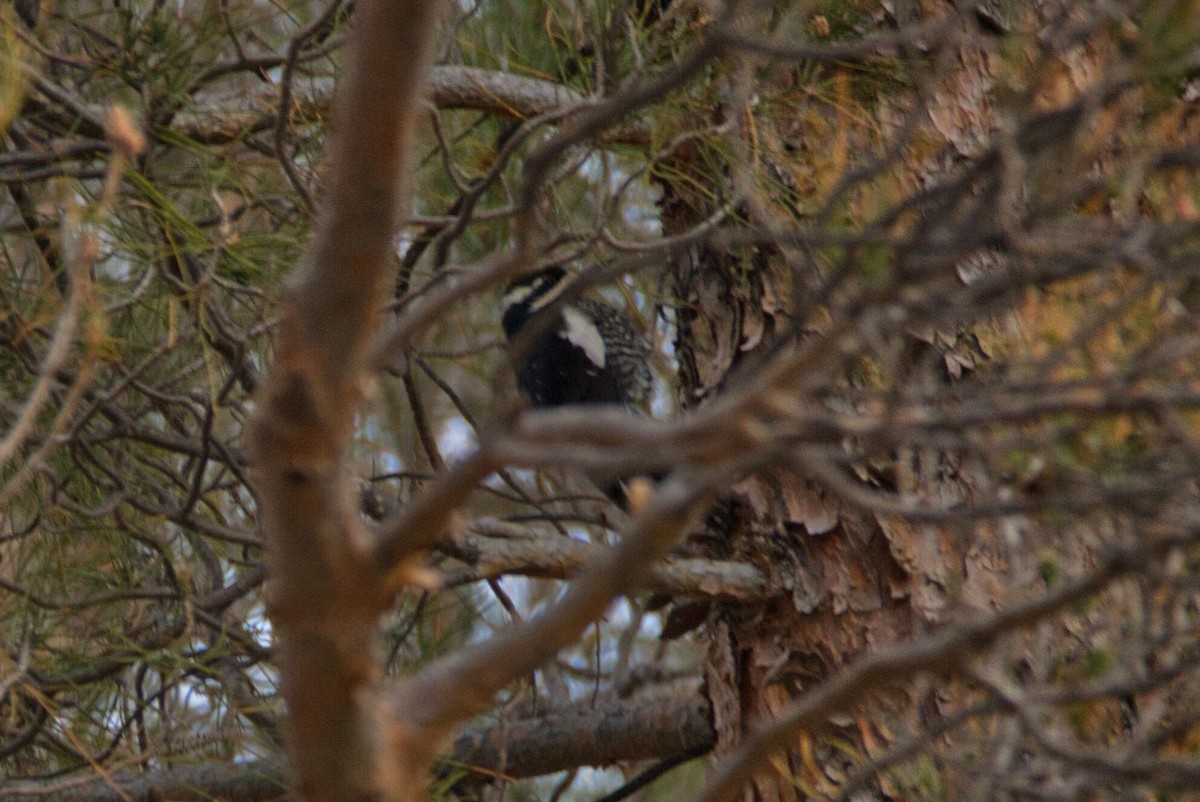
xmin=663 ymin=6 xmax=1035 ymax=800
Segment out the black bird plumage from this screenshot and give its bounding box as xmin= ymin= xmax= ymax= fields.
xmin=501 ymin=266 xmax=652 ymax=410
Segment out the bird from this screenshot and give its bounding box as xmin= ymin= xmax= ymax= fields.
xmin=501 ymin=266 xmax=654 ymax=506
xmin=501 ymin=266 xmax=652 ymax=411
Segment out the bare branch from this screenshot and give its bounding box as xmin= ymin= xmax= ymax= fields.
xmin=390 ymin=475 xmax=715 ymax=745
xmin=48 ymin=691 xmax=713 ymax=802
xmin=442 ymin=521 xmax=770 ymax=601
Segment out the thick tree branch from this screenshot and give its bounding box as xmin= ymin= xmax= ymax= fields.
xmin=424 ymin=66 xmax=585 ymax=119
xmin=173 ymin=66 xmax=588 ymax=145
xmin=45 ymin=763 xmax=288 ymax=802
xmin=246 ymin=0 xmax=442 ymax=799
xmin=449 ymin=688 xmax=713 ymax=783
xmin=442 ymin=523 xmax=770 ymax=601
xmin=50 ymin=692 xmax=714 ymax=802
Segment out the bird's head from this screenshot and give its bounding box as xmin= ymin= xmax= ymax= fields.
xmin=500 ymin=265 xmax=571 ymax=338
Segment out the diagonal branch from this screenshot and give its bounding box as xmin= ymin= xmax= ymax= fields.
xmin=389 ymin=475 xmax=718 ymax=753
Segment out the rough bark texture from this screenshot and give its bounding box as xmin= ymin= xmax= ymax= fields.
xmin=664 ymin=6 xmax=1022 ymax=801
xmin=674 ymin=247 xmax=926 ymax=801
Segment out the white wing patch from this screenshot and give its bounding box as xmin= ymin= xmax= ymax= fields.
xmin=561 ymin=306 xmax=606 ymax=368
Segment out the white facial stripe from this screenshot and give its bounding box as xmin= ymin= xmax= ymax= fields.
xmin=501 ymin=283 xmax=536 ymax=310
xmin=561 ymin=306 xmax=606 ymax=368
xmin=528 ymin=276 xmax=570 ymax=311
